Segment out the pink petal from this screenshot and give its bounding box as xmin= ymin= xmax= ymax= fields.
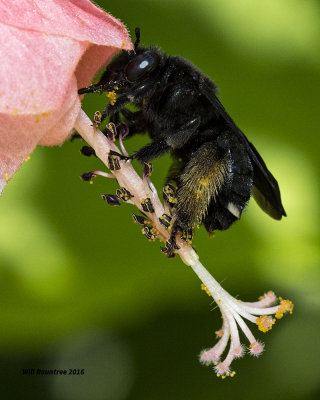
xmin=0 ymin=0 xmax=131 ymax=48
xmin=0 ymin=0 xmax=133 ymax=193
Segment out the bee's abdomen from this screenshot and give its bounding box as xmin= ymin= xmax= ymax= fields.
xmin=203 ymin=137 xmax=253 ymax=232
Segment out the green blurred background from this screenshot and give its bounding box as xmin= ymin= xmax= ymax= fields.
xmin=1 ymin=0 xmax=319 ymax=398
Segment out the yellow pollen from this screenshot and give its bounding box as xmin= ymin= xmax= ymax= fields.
xmin=41 ymin=111 xmax=50 ymax=117
xmin=167 ymin=195 xmax=177 ymax=204
xmin=150 ymin=227 xmax=159 ymax=235
xmin=16 ymin=153 xmax=21 ymax=157
xmin=275 ymin=298 xmax=294 ymax=319
xmin=215 ymin=329 xmax=223 ymax=338
xmin=249 ymin=343 xmax=254 ymax=348
xmin=217 ymin=299 xmax=221 ymax=303
xmin=213 ymin=361 xmax=218 ymax=365
xmin=201 ymin=283 xmax=211 ymax=296
xmin=5 ymin=173 xmax=9 ymax=181
xmin=24 ymin=156 xmax=31 ymax=162
xmin=35 ymin=115 xmax=41 ymax=123
xmin=199 ymin=177 xmax=210 ymax=187
xmin=106 ymin=90 xmax=117 ymax=106
xmin=12 ymin=109 xmax=18 ymax=117
xmin=121 ymin=40 xmax=126 ymax=49
xmin=256 ymin=315 xmax=275 ymax=332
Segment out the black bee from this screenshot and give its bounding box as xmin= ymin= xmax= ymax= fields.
xmin=79 ymin=28 xmax=286 ymax=241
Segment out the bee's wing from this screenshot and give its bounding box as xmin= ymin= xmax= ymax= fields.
xmin=201 ymin=86 xmax=286 ymax=219
xmin=242 ymin=138 xmax=286 ymax=219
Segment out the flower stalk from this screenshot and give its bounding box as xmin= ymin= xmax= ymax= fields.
xmin=74 ymin=109 xmax=293 ymax=378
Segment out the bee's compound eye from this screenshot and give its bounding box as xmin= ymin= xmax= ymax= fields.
xmin=125 ymin=52 xmax=159 ymax=82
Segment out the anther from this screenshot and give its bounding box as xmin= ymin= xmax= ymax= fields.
xmin=116 ymin=187 xmax=134 ymax=201
xmin=142 ymin=226 xmax=157 ymax=241
xmin=160 ymin=238 xmax=180 ymax=257
xmin=132 ymin=214 xmax=150 ymax=226
xmin=180 ymin=228 xmax=194 ymax=244
xmin=159 ymin=213 xmax=172 ymax=229
xmin=256 ymin=315 xmax=275 ymax=333
xmin=143 ymin=162 xmax=153 ymax=178
xmin=119 ymin=122 xmax=129 ymax=139
xmin=101 ymin=194 xmax=121 ymax=206
xmin=93 ymin=111 xmax=102 ymax=128
xmin=80 ymin=172 xmax=95 ymax=181
xmin=163 ymin=183 xmax=178 ymax=208
xmin=108 ymin=152 xmax=121 ymax=171
xmin=141 ymin=198 xmax=155 ymax=213
xmin=80 ymin=146 xmax=96 ymax=157
xmin=105 ymin=122 xmax=117 ymax=141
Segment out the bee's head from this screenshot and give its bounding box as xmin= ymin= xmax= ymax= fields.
xmin=97 ymin=49 xmax=163 ymax=93
xmin=78 ymin=28 xmax=164 ymax=96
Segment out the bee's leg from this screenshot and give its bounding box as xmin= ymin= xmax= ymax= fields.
xmin=165 ymin=116 xmax=201 ymax=149
xmin=133 ymin=139 xmax=170 ymax=163
xmin=174 ymin=142 xmax=229 ymax=233
xmin=100 ymin=79 xmax=157 ymax=125
xmin=78 ymin=85 xmax=102 ymax=95
xmin=109 ymin=112 xmax=120 ymax=125
xmin=98 ymin=95 xmax=130 ymax=125
xmin=109 ymin=150 xmax=133 ymax=162
xmin=120 ymin=109 xmax=149 ymax=136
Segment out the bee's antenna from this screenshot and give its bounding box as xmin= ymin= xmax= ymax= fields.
xmin=134 ymin=27 xmax=140 ymax=50
xmin=78 ymin=85 xmax=101 ymax=95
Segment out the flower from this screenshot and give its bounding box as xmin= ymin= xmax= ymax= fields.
xmin=75 ymin=113 xmax=293 ymax=377
xmin=199 ymin=285 xmax=293 ymax=378
xmin=1 ymin=0 xmax=294 ymax=378
xmin=0 ymin=0 xmax=132 ymax=194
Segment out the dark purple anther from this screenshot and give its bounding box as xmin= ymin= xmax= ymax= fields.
xmin=119 ymin=122 xmax=129 ymax=139
xmin=101 ymin=194 xmax=121 ymax=206
xmin=160 ymin=238 xmax=180 ymax=257
xmin=141 ymin=198 xmax=155 ymax=213
xmin=80 ymin=146 xmax=96 ymax=157
xmin=105 ymin=122 xmax=117 ymax=141
xmin=80 ymin=172 xmax=95 ymax=181
xmin=116 ymin=187 xmax=134 ymax=201
xmin=143 ymin=162 xmax=153 ymax=178
xmin=132 ymin=214 xmax=148 ymax=225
